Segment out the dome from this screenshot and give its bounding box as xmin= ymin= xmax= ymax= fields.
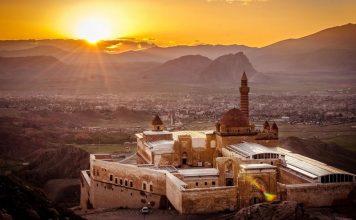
xmin=219 ymin=108 xmax=249 ymax=127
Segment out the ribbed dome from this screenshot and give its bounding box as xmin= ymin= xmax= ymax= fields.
xmin=219 ymin=108 xmax=249 ymax=127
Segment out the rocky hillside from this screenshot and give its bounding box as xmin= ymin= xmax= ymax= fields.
xmin=280 ymin=136 xmax=356 ymax=173
xmin=200 ymin=52 xmax=258 ymax=83
xmin=0 ymin=175 xmax=83 ymax=220
xmin=143 ymin=55 xmax=212 ymax=83
xmin=22 ymin=146 xmax=89 ymax=186
xmin=234 ymin=200 xmax=355 ymax=220
xmin=0 ymin=116 xmax=89 ymax=186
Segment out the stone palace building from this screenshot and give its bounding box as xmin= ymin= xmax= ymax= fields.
xmin=80 ymin=73 xmax=356 ymax=214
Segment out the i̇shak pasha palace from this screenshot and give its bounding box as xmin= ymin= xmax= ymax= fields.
xmin=80 ymin=73 xmax=356 ymax=214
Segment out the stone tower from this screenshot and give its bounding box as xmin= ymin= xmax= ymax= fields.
xmin=151 ymin=114 xmax=164 ymax=131
xmin=239 ymin=72 xmax=250 ymax=120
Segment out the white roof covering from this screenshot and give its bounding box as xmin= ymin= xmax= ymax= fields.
xmin=227 ymin=142 xmax=281 ymax=158
xmin=240 ymin=164 xmax=276 ymax=170
xmin=145 ymin=140 xmax=174 ymax=154
xmin=277 ymin=147 xmax=353 ymax=179
xmin=178 ymin=168 xmax=219 ymax=177
xmin=143 ymin=130 xmax=172 ymax=135
xmin=172 ymin=131 xmax=208 ymax=149
xmin=201 ymin=130 xmax=215 ymax=135
xmin=226 ymin=142 xmax=354 ymax=179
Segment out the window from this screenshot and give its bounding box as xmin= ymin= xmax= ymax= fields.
xmin=143 ymin=183 xmax=146 ymax=190
xmin=150 ymin=184 xmax=153 ymax=192
xmin=196 ymin=182 xmax=198 ymax=186
xmin=125 ymin=180 xmax=128 ymax=186
xmin=120 ymin=179 xmax=123 ymax=185
xmin=212 ymin=181 xmax=216 ymax=186
xmin=204 ymin=182 xmax=207 ymax=186
xmin=115 ymin=178 xmax=118 ymax=184
xmin=130 ymin=181 xmax=133 ymax=187
xmin=210 ymin=140 xmax=216 ymax=148
xmin=109 ymin=174 xmax=113 ymax=181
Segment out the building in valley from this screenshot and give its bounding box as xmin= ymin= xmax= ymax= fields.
xmin=80 ymin=73 xmax=356 ymax=214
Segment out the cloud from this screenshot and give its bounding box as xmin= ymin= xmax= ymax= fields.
xmin=102 ymin=38 xmax=156 ymax=53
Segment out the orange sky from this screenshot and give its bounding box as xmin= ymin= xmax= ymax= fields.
xmin=0 ymin=0 xmax=355 ymax=47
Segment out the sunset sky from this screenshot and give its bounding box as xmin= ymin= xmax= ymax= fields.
xmin=0 ymin=0 xmax=355 ymax=47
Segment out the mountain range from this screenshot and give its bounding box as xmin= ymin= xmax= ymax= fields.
xmin=0 ymin=23 xmax=355 ymax=92
xmin=142 ymin=52 xmax=259 ymax=83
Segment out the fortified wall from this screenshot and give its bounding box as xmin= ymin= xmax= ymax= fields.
xmin=165 ymin=171 xmax=237 ymax=214
xmin=81 ymin=155 xmax=238 ymax=214
xmin=278 ymin=182 xmax=355 ymax=206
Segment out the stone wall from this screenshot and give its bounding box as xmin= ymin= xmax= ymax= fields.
xmin=90 ymin=179 xmax=164 ymax=209
xmin=80 ymin=170 xmax=92 ymax=210
xmin=89 ymin=160 xmax=168 ymax=209
xmin=166 ymin=173 xmax=185 ymax=213
xmin=181 ymin=186 xmax=237 ymax=214
xmin=165 ymin=172 xmax=237 ymax=214
xmin=143 ymin=133 xmax=173 ymax=142
xmin=182 ymin=176 xmax=219 ymax=188
xmin=136 ymin=138 xmax=153 ymax=164
xmin=215 ymin=157 xmax=240 ymax=186
xmin=279 ymin=167 xmax=312 ymax=184
xmin=238 ymin=171 xmax=277 ymax=208
xmin=282 ymin=182 xmax=356 ymax=207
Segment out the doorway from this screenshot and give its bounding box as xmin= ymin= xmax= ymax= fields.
xmin=226 ymin=178 xmax=234 ymax=186
xmin=182 ymin=152 xmax=187 ymax=165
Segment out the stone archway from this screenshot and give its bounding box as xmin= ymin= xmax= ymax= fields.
xmin=249 ymin=196 xmax=263 ymax=205
xmin=224 ymin=160 xmax=234 ymax=186
xmin=182 ymin=152 xmax=188 ymax=165
xmin=248 ymin=178 xmax=267 ymax=205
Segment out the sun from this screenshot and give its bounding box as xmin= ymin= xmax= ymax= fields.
xmin=75 ymin=16 xmax=112 ymax=44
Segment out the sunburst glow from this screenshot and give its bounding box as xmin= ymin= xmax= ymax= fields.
xmin=74 ymin=16 xmax=112 ymax=44
xmin=245 ymin=175 xmax=277 ymax=202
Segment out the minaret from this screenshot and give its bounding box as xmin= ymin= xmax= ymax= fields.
xmin=239 ymin=72 xmax=250 ymax=120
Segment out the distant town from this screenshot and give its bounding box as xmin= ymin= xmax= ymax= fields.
xmin=1 ymin=88 xmax=354 ymax=131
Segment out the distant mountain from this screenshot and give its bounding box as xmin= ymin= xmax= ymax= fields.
xmin=0 ymin=56 xmax=63 ymax=74
xmin=200 ymin=52 xmax=258 ymax=83
xmin=263 ymin=23 xmax=356 ymax=52
xmin=143 ymin=55 xmax=212 ymax=83
xmin=114 ymin=44 xmax=254 ymax=62
xmin=249 ymin=23 xmax=356 ymax=71
xmin=0 ymin=23 xmax=355 ymax=92
xmin=0 ymin=23 xmax=354 ymax=72
xmin=143 ymin=52 xmax=261 ymax=84
xmin=0 ymin=45 xmax=68 ymax=58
